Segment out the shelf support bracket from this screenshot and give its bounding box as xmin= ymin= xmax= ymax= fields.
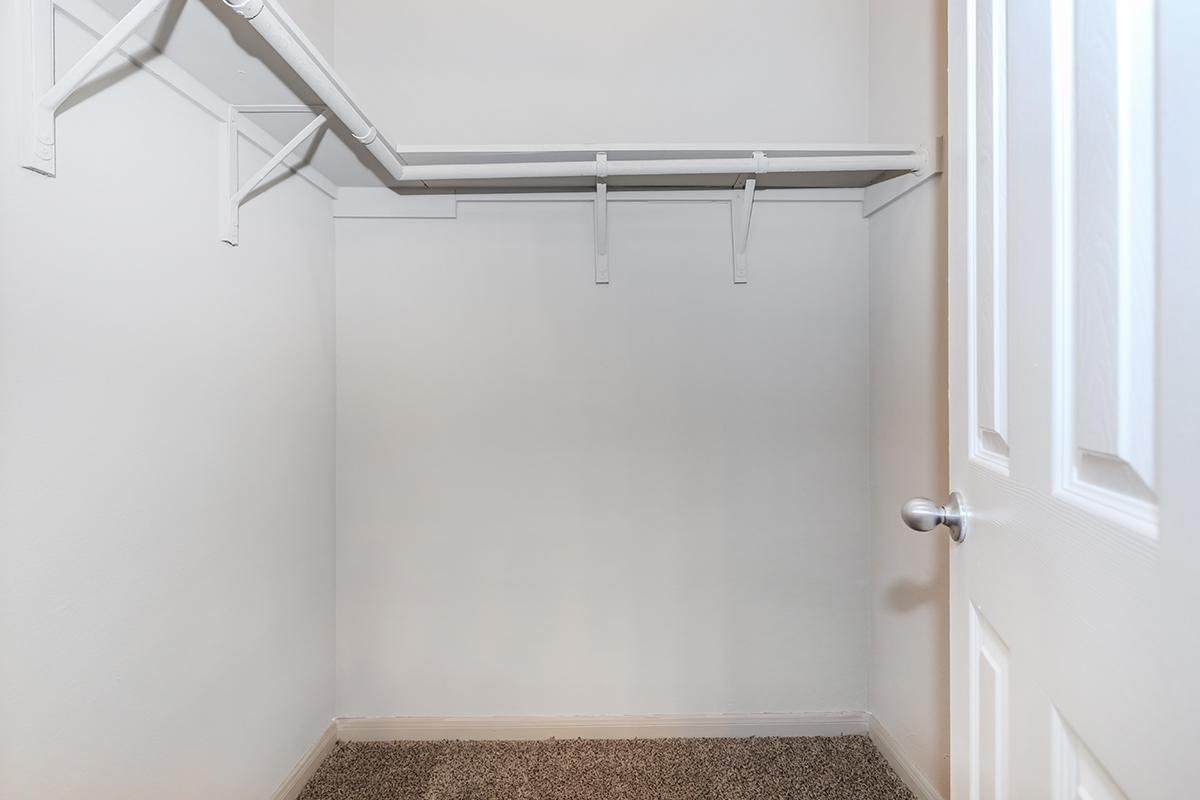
xmin=221 ymin=107 xmax=329 ymax=245
xmin=862 ymin=136 xmax=945 ymax=217
xmin=20 ymin=0 xmax=169 ymax=176
xmin=732 ymin=151 xmax=766 ymax=284
xmin=594 ymin=152 xmax=609 ymax=284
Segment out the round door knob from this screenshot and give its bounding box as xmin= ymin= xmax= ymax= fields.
xmin=900 ymin=492 xmax=968 ymax=543
xmin=900 ymin=498 xmax=944 ymax=531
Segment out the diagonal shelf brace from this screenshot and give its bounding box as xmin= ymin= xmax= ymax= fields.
xmin=732 ymin=177 xmax=756 ymax=284
xmin=861 ymin=136 xmax=945 ymax=217
xmin=594 ymin=152 xmax=609 ymax=284
xmin=221 ymin=107 xmax=329 ymax=245
xmin=21 ymin=0 xmax=170 ymax=176
xmin=731 ymin=151 xmax=766 ymax=284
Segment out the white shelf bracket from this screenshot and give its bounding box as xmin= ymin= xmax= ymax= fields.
xmin=594 ymin=152 xmax=609 ymax=284
xmin=221 ymin=106 xmax=329 ymax=245
xmin=862 ymin=136 xmax=945 ymax=217
xmin=731 ymin=151 xmax=766 ymax=284
xmin=20 ymin=0 xmax=169 ymax=176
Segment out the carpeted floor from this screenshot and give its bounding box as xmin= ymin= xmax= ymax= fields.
xmin=297 ymin=735 xmax=916 ymax=800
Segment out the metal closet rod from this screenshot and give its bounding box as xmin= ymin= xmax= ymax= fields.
xmin=222 ymin=0 xmax=407 ymax=180
xmin=223 ymin=0 xmax=928 ymax=183
xmin=395 ymin=153 xmax=927 ymax=182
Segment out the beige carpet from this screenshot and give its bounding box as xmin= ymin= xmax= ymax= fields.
xmin=297 ymin=735 xmax=916 ymax=799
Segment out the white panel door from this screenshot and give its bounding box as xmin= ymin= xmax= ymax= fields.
xmin=947 ymin=1 xmax=1200 ymax=798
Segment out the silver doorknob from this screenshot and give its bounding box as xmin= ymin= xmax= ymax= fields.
xmin=901 ymin=492 xmax=969 ymax=543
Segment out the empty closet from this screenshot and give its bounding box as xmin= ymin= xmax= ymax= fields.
xmin=1 ymin=1 xmax=949 ymax=798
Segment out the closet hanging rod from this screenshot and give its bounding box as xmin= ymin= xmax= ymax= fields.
xmin=392 ymin=152 xmax=927 ymax=183
xmin=221 ymin=0 xmax=407 ymax=181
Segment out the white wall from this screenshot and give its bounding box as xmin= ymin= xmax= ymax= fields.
xmin=0 ymin=0 xmax=947 ymax=791
xmin=332 ymin=0 xmax=869 ymax=145
xmin=331 ymin=0 xmax=876 ymax=718
xmin=282 ymin=0 xmax=334 ymax=59
xmin=0 ymin=8 xmax=335 ymax=799
xmin=867 ymin=0 xmax=950 ymax=796
xmin=335 ymin=197 xmax=870 ymax=715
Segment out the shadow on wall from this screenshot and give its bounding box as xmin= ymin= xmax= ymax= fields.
xmin=885 ymin=569 xmax=944 ymax=613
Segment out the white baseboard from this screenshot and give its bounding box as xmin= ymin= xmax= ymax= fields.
xmin=334 ymin=711 xmax=870 ymax=742
xmin=868 ymin=714 xmax=947 ymax=800
xmin=269 ymin=722 xmax=338 ymax=800
xmin=275 ymin=713 xmax=944 ymax=800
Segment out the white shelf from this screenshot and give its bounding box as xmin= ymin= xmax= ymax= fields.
xmin=79 ymin=0 xmax=387 ymax=186
xmin=392 ymin=143 xmax=924 ymax=190
xmin=27 ymin=0 xmax=942 ymax=257
xmin=44 ymin=0 xmax=936 ymax=194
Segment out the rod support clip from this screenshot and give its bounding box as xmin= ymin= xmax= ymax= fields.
xmin=353 ymin=126 xmax=378 ymax=146
xmin=594 ymin=152 xmax=609 ymax=284
xmin=753 ymin=150 xmax=769 ymax=175
xmin=222 ymin=0 xmax=264 ymax=20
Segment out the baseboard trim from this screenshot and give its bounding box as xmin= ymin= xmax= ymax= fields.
xmin=334 ymin=711 xmax=870 ymax=742
xmin=274 ymin=713 xmax=944 ymax=798
xmin=269 ymin=722 xmax=337 ymax=800
xmin=867 ymin=714 xmax=947 ymax=800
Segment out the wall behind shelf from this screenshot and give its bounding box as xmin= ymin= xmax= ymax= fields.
xmin=334 ymin=197 xmax=871 ymax=716
xmin=280 ymin=0 xmax=335 ymax=59
xmin=332 ymin=0 xmax=869 ymax=145
xmin=331 ymin=0 xmax=875 ymax=719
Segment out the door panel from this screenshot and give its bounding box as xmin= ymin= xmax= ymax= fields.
xmin=1050 ymin=711 xmax=1128 ymax=800
xmin=1052 ymin=0 xmax=1158 ymax=530
xmin=969 ymin=0 xmax=1011 ymax=471
xmin=949 ymin=0 xmax=1198 ymax=798
xmin=969 ymin=606 xmax=1009 ymax=800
